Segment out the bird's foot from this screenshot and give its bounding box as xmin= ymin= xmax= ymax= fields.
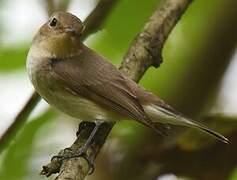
xmin=51 ymin=147 xmax=94 ymax=175
xmin=50 ymin=121 xmax=104 ymax=175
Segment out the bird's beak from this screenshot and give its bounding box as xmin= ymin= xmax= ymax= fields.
xmin=64 ymin=27 xmax=76 ymax=36
xmin=64 ymin=27 xmax=75 ymax=33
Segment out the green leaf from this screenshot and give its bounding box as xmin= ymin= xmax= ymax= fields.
xmin=0 ymin=46 xmax=28 ymax=71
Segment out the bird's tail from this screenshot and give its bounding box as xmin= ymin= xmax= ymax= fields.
xmin=143 ymin=104 xmax=229 ymax=144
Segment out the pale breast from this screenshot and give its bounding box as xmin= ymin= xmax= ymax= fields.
xmin=27 ymin=47 xmax=119 ymax=121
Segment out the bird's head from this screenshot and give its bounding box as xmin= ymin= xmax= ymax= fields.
xmin=32 ymin=11 xmax=84 ymax=58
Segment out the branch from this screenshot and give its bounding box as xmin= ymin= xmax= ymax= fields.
xmin=131 ymin=114 xmax=237 ymax=179
xmin=43 ymin=0 xmax=55 ymax=16
xmin=120 ymin=116 xmax=237 ymax=180
xmin=0 ymin=0 xmax=66 ymax=154
xmin=83 ymin=0 xmax=119 ymax=40
xmin=0 ymin=91 xmax=40 ymax=153
xmin=161 ymin=136 xmax=237 ymax=179
xmin=120 ymin=0 xmax=192 ymax=81
xmin=43 ymin=0 xmax=72 ymax=15
xmin=41 ymin=0 xmax=193 ymax=179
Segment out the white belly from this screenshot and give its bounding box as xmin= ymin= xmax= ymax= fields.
xmin=27 ymin=49 xmax=119 ymax=122
xmin=50 ymin=88 xmax=119 ymax=121
xmin=34 ymin=73 xmax=120 ymax=121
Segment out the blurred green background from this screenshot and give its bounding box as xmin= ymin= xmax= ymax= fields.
xmin=0 ymin=0 xmax=237 ymax=180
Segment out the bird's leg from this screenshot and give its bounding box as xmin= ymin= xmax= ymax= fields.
xmin=77 ymin=121 xmax=104 ymax=153
xmin=73 ymin=121 xmax=104 ymax=174
xmin=51 ymin=121 xmax=104 ymax=175
xmin=76 ymin=121 xmax=95 ymax=137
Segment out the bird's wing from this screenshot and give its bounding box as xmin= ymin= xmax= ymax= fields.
xmin=50 ymin=47 xmax=149 ymax=120
xmin=53 ymin=63 xmax=146 ymax=121
xmin=50 ymin=47 xmax=166 ymax=135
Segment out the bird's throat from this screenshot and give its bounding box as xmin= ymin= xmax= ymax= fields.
xmin=39 ymin=34 xmax=81 ymax=58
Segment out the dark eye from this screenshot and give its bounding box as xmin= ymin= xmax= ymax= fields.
xmin=49 ymin=18 xmax=58 ymax=27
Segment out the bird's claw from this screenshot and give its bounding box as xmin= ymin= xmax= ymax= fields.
xmin=50 ymin=147 xmax=94 ymax=175
xmin=76 ymin=150 xmax=95 ymax=175
xmin=51 ymin=147 xmax=73 ymax=161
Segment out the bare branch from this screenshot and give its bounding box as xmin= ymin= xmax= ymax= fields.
xmin=120 ymin=0 xmax=192 ymax=81
xmin=41 ymin=0 xmax=193 ymax=179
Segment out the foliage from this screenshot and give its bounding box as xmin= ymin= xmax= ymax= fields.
xmin=0 ymin=0 xmax=237 ymax=179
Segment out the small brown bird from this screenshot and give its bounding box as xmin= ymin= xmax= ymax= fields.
xmin=26 ymin=11 xmax=228 ymax=150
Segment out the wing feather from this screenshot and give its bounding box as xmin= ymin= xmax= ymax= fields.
xmin=51 ymin=50 xmax=146 ymax=121
xmin=50 ymin=45 xmax=167 ymax=135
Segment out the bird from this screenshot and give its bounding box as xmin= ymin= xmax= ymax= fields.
xmin=26 ymin=11 xmax=228 ymax=155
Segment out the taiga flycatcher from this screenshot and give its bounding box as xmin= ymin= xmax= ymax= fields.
xmin=26 ymin=11 xmax=228 ymax=145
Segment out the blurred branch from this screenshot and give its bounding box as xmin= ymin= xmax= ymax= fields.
xmin=83 ymin=0 xmax=119 ymax=40
xmin=41 ymin=0 xmax=193 ymax=179
xmin=0 ymin=0 xmax=64 ymax=151
xmin=105 ymin=115 xmax=237 ymax=180
xmin=57 ymin=0 xmax=72 ymax=12
xmin=44 ymin=0 xmax=72 ymax=16
xmin=0 ymin=0 xmax=117 ymax=155
xmin=155 ymin=115 xmax=237 ymax=180
xmin=124 ymin=115 xmax=237 ymax=180
xmin=44 ymin=0 xmax=56 ymax=16
xmin=0 ymin=91 xmax=40 ymax=153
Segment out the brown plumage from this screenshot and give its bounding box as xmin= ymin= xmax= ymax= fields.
xmin=27 ymin=11 xmax=229 ymax=143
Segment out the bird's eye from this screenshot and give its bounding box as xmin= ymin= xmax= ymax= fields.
xmin=49 ymin=18 xmax=58 ymax=27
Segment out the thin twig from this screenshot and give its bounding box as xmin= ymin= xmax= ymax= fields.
xmin=0 ymin=91 xmax=40 ymax=153
xmin=42 ymin=0 xmax=193 ymax=179
xmin=83 ymin=0 xmax=119 ymax=39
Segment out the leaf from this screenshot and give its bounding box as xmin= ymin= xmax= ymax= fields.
xmin=0 ymin=46 xmax=28 ymax=71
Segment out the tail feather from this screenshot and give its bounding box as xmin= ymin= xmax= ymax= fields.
xmin=187 ymin=119 xmax=229 ymax=143
xmin=144 ymin=104 xmax=229 ymax=144
xmin=179 ymin=117 xmax=229 ymax=144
